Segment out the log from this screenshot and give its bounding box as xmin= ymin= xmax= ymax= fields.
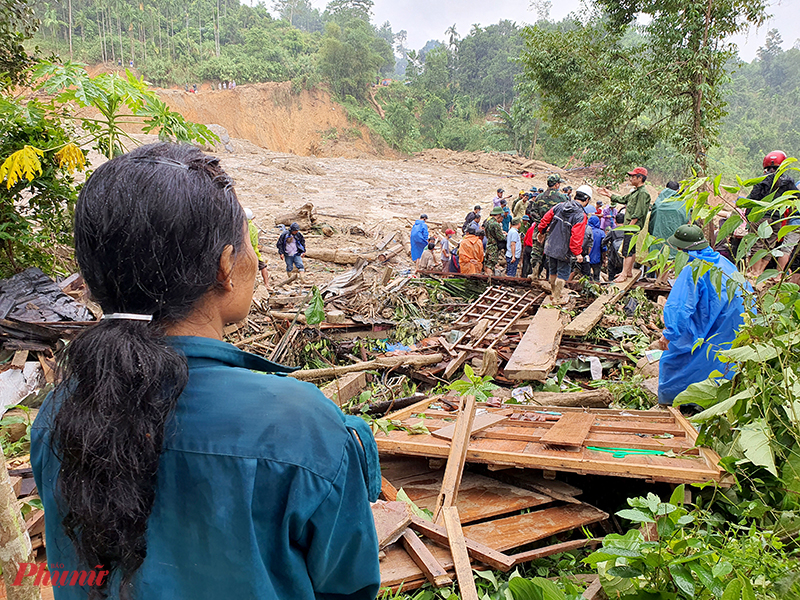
xmin=290 ymin=353 xmax=444 ymax=381
xmin=522 ymin=389 xmax=613 ymax=408
xmin=305 ymin=248 xmax=379 ymax=264
xmin=274 ymin=202 xmax=316 ymax=231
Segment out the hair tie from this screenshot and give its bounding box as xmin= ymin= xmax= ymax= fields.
xmin=102 ymin=313 xmax=153 ymax=322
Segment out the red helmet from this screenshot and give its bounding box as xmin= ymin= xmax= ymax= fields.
xmin=763 ymin=150 xmax=787 ymax=169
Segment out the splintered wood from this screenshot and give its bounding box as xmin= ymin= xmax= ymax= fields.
xmin=375 ymin=399 xmax=728 ymax=485
xmin=377 ymin=456 xmax=608 ymax=592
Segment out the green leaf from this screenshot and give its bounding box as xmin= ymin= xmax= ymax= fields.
xmin=507 ymin=576 xmax=566 ymax=600
xmin=673 ymin=250 xmax=689 ymax=276
xmin=716 ymin=212 xmax=742 ymax=241
xmin=711 ymin=561 xmax=732 ymax=579
xmin=688 ymin=562 xmax=723 ymax=597
xmin=712 ymin=174 xmax=722 ymax=196
xmin=673 ymin=379 xmax=722 ymax=409
xmin=607 ymin=565 xmax=644 ymax=578
xmin=395 ymin=488 xmax=430 ymax=521
xmin=668 ymin=563 xmax=695 ymax=598
xmin=736 ymin=419 xmax=777 ymax=476
xmin=757 ymin=220 xmax=773 ymax=239
xmin=616 ymin=508 xmax=655 ymax=524
xmin=305 ymin=286 xmax=326 ymax=325
xmin=721 ymin=579 xmax=742 ymax=600
xmin=669 ymin=484 xmax=685 ymax=506
xmin=740 ymin=577 xmax=756 ymax=600
xmin=690 ymin=388 xmax=753 ymax=422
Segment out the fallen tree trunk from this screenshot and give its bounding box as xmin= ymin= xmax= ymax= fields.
xmin=291 ymin=353 xmax=443 ymax=381
xmin=305 ymin=248 xmax=379 ymax=264
xmin=274 ymin=202 xmax=316 ymax=231
xmin=524 ymin=389 xmax=613 ymax=408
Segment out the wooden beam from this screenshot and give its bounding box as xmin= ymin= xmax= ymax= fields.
xmin=508 ymin=538 xmax=604 ymax=566
xmin=431 ymin=413 xmax=507 ymax=441
xmin=381 ymin=476 xmax=399 ymax=501
xmin=410 ymin=515 xmax=515 ymax=571
xmin=505 ymin=308 xmax=563 ymax=381
xmin=373 ymin=501 xmax=413 ymax=549
xmin=442 ymin=507 xmax=479 ymax=600
xmin=401 ymin=530 xmax=453 ymax=587
xmin=563 ymin=269 xmax=641 ymax=337
xmin=290 ymin=353 xmax=443 ymax=381
xmin=433 ymin=396 xmax=477 ymax=524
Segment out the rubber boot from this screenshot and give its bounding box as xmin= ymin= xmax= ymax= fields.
xmin=296 ymin=271 xmax=305 ymax=285
xmin=551 ymin=278 xmax=564 ymax=304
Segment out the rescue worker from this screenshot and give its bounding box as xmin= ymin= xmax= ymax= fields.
xmin=459 ymin=223 xmax=485 ymax=274
xmin=484 ymin=207 xmax=507 ymax=275
xmin=598 ymin=167 xmax=652 ymax=283
xmin=537 ymin=185 xmax=592 ymax=303
xmin=410 ymin=214 xmax=429 ymax=263
xmin=657 ymin=224 xmax=750 ymax=406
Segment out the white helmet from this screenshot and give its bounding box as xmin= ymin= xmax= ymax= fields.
xmin=244 ymin=207 xmax=254 ymax=220
xmin=575 ymin=185 xmax=593 ymax=200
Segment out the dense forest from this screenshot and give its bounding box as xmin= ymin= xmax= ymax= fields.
xmin=27 ymin=0 xmax=800 ymax=180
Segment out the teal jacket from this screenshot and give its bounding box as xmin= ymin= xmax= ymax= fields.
xmin=31 ymin=336 xmax=381 ymax=599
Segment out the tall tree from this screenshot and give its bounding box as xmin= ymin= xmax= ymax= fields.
xmin=0 ymin=0 xmax=39 ymax=88
xmin=522 ymin=0 xmax=768 ymax=175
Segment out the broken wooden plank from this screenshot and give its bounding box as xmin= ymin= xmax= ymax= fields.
xmin=10 ymin=350 xmax=28 ymax=369
xmin=410 ymin=515 xmax=515 ymax=571
xmin=290 ymin=353 xmax=443 ymax=381
xmin=373 ymin=501 xmax=413 ymax=549
xmin=505 ymin=308 xmax=563 ymax=381
xmin=539 ymin=413 xmax=595 ymax=450
xmin=442 ymin=507 xmax=479 ymax=600
xmin=431 ymin=412 xmax=507 ymax=441
xmin=509 ymin=538 xmax=604 ymax=566
xmin=401 ymin=530 xmax=453 ymax=587
xmin=433 ymin=396 xmax=477 ymax=524
xmin=321 ymin=371 xmax=366 ymax=406
xmin=582 ymin=576 xmax=605 ymax=600
xmin=381 ymin=476 xmax=399 ymax=501
xmin=486 ymin=471 xmax=583 ymax=505
xmin=462 ymin=504 xmax=609 ymax=552
xmin=564 ymin=269 xmax=641 ymax=337
xmin=399 ymin=471 xmax=555 ymax=524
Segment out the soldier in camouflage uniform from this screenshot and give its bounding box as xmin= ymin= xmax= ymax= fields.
xmin=484 ymin=207 xmax=507 ymax=274
xmin=526 ymin=175 xmax=568 ymax=278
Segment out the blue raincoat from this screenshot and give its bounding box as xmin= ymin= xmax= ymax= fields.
xmin=587 ymin=215 xmax=604 ymax=264
xmin=658 ymin=247 xmax=750 ymax=405
xmin=410 ymin=219 xmax=429 ymax=261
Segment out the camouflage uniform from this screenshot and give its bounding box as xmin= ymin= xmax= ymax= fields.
xmin=484 ymin=218 xmax=506 ymax=271
xmin=527 ymin=188 xmax=568 ymax=277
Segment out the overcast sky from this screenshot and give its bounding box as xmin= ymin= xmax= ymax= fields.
xmin=294 ymin=0 xmax=800 ymax=62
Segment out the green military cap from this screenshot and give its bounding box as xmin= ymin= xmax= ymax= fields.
xmin=667 ymin=224 xmax=709 ymax=251
xmin=490 ymin=207 xmax=504 ymax=215
xmin=547 ymin=174 xmax=564 ymax=187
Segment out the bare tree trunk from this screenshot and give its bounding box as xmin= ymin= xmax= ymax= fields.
xmin=118 ymin=13 xmax=123 ymax=64
xmin=68 ymin=0 xmax=73 ymax=58
xmin=214 ymin=0 xmax=220 ymax=57
xmin=0 ymin=444 xmax=40 ymax=600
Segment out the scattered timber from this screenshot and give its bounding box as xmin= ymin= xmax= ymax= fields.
xmin=564 ymin=269 xmax=641 ymax=337
xmin=290 ymin=353 xmax=443 ymax=381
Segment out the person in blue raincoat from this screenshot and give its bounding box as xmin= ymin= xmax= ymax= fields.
xmin=586 ymin=214 xmax=604 ymax=281
xmin=657 ymin=224 xmax=751 ymax=406
xmin=410 ymin=214 xmax=430 ymax=263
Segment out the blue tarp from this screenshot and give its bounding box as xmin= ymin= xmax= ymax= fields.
xmin=658 ymin=247 xmax=750 ymax=405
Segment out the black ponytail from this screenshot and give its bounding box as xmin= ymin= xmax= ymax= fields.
xmin=52 ymin=143 xmax=245 ymax=599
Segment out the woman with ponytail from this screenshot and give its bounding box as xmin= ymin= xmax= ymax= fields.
xmin=31 ymin=143 xmax=381 ymax=600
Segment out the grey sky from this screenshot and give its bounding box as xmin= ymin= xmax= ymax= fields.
xmin=295 ymin=0 xmax=800 ymax=62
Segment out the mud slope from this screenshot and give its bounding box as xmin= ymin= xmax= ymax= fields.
xmin=158 ymin=82 xmax=396 ymax=159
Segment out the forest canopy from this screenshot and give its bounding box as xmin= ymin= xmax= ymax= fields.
xmin=23 ymin=0 xmax=800 ymax=181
